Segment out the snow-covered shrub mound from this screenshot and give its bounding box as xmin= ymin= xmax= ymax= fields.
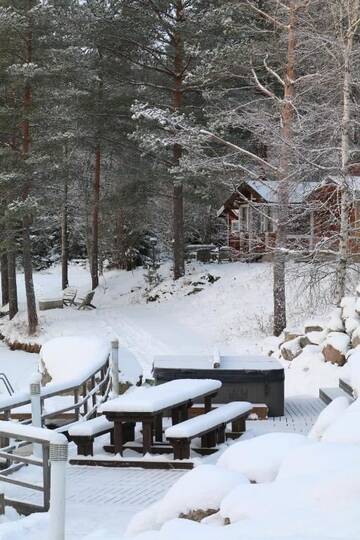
xmin=308 ymin=396 xmax=350 ymax=440
xmin=217 ymin=433 xmax=313 ymax=483
xmin=322 ymin=398 xmax=360 ymax=443
xmin=277 ymin=441 xmax=360 ymax=482
xmin=346 ymin=348 xmax=360 ymax=397
xmin=39 ymin=336 xmax=110 ymax=388
xmin=125 ymin=464 xmax=248 ymax=537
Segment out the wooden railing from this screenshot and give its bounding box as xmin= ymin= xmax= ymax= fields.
xmin=0 ymin=422 xmax=68 ymax=516
xmin=0 ymin=354 xmax=111 ymax=430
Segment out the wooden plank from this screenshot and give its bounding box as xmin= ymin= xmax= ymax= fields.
xmin=0 ymin=475 xmax=44 ymax=492
xmin=4 ymin=498 xmax=46 ymax=516
xmin=69 ymin=458 xmax=194 ymax=470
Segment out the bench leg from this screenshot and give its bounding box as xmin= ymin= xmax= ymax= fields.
xmin=172 ymin=439 xmax=190 ymax=460
xmin=114 ymin=421 xmax=124 ymax=456
xmin=123 ymin=422 xmax=136 ymax=443
xmin=154 ymin=415 xmax=163 ymax=442
xmin=204 ymin=396 xmax=212 ymax=413
xmin=171 ymin=407 xmax=180 ymax=425
xmin=232 ymin=417 xmax=246 ymax=434
xmin=75 ymin=438 xmax=94 ymax=457
xmin=217 ymin=424 xmax=226 ymax=444
xmin=201 ymin=429 xmax=217 ymax=448
xmin=143 ymin=420 xmax=153 ymax=454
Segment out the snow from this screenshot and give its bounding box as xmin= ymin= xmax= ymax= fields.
xmin=0 ymin=420 xmax=67 ymax=444
xmin=321 ymin=331 xmax=350 ymax=353
xmin=68 ymin=416 xmax=113 ymax=437
xmin=100 ymin=379 xmax=222 ymax=414
xmin=217 ymin=432 xmax=313 ymax=483
xmin=153 ymin=355 xmax=283 ymax=371
xmin=308 ymin=396 xmax=350 ymax=440
xmin=322 ymin=398 xmax=360 ymax=443
xmin=346 ymin=348 xmax=360 ymax=396
xmin=165 ymin=402 xmax=252 ymax=439
xmin=39 ymin=336 xmax=110 ymax=387
xmin=125 ymin=465 xmax=249 ymax=537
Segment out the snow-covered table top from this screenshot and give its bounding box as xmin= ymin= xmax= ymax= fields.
xmin=153 ymin=355 xmax=283 ymax=371
xmin=165 ymin=401 xmax=252 ymax=439
xmin=99 ymin=379 xmax=222 ymax=414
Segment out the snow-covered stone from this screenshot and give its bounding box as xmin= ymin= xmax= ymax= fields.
xmin=306 ymin=329 xmax=328 ymax=345
xmin=345 ymin=316 xmax=360 ymax=337
xmin=326 ymin=308 xmax=344 ymax=332
xmin=322 ymin=399 xmax=360 ymax=443
xmin=304 ymin=321 xmax=324 ymax=333
xmin=321 ymin=332 xmax=350 ymax=366
xmin=217 ymin=432 xmax=313 ymax=483
xmin=280 ymin=337 xmax=302 ymax=361
xmin=341 ymin=296 xmax=357 ymax=320
xmin=308 ymin=396 xmax=350 ymax=440
xmin=283 ymin=330 xmax=302 ymax=342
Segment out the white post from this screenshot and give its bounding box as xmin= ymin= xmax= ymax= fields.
xmin=30 ymin=372 xmax=42 ymax=458
xmin=111 ymin=339 xmax=120 ymax=397
xmin=49 ymin=440 xmax=68 ymax=540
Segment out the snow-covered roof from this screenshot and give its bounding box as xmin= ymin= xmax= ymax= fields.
xmin=243 ymin=180 xmax=320 ymax=203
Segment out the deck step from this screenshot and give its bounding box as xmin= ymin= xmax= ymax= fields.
xmin=319 ymin=387 xmax=353 ymax=405
xmin=338 ymin=377 xmax=354 ymax=398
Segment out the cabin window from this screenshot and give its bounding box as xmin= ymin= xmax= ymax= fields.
xmin=239 ymin=206 xmax=248 ymax=231
xmin=231 ymin=219 xmax=240 ymax=233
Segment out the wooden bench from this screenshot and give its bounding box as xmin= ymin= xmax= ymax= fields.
xmin=165 ymin=401 xmax=252 ymax=460
xmin=75 ymin=290 xmax=96 ymax=310
xmin=63 ymin=287 xmax=77 ymax=306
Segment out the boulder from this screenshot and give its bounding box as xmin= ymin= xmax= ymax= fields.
xmin=345 ymin=317 xmax=360 ymax=337
xmin=352 ymin=328 xmax=360 ymax=348
xmin=322 ymin=332 xmax=350 ymax=366
xmin=356 ymin=284 xmax=360 ymax=297
xmin=306 ymin=329 xmax=328 ymax=346
xmin=280 ymin=337 xmax=302 ymax=361
xmin=304 ymin=321 xmax=324 ymax=333
xmin=283 ymin=330 xmax=302 ymax=342
xmin=326 ymin=308 xmax=344 ymax=333
xmin=355 ymin=297 xmax=360 ymax=316
xmin=341 ymin=296 xmax=356 ymax=321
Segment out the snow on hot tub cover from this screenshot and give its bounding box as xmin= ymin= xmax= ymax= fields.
xmin=99 ymin=378 xmax=222 ymax=413
xmin=39 ymin=336 xmax=110 ymax=390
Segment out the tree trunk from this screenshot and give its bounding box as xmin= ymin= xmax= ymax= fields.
xmin=336 ymin=2 xmax=358 ymax=303
xmin=7 ymin=246 xmax=18 ymax=320
xmin=23 ymin=215 xmax=38 ymax=334
xmin=173 ymin=182 xmax=184 ymax=279
xmin=1 ymin=254 xmax=9 ymax=307
xmin=172 ymin=0 xmax=185 ymax=280
xmin=90 ymin=144 xmax=101 ymax=290
xmin=273 ymin=3 xmax=296 ymax=336
xmin=61 ymin=177 xmax=69 ymax=290
xmin=20 ymin=0 xmax=38 ymax=334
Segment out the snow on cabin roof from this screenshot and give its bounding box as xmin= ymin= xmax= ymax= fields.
xmin=244 ymin=180 xmax=320 ymax=203
xmin=325 ymin=175 xmax=360 ymax=195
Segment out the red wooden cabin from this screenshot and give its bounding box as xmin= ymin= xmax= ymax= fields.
xmin=217 ymin=177 xmax=360 ymax=259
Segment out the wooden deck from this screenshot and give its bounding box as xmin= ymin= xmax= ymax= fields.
xmin=0 ymin=394 xmax=324 ymax=537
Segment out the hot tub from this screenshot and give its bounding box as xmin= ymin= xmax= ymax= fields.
xmin=153 ymin=355 xmax=284 ymax=417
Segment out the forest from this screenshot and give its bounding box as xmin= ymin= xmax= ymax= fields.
xmin=0 ymin=0 xmax=360 ymax=337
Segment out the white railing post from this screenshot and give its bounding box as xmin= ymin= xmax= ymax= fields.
xmin=30 ymin=372 xmax=42 ymax=458
xmin=49 ymin=440 xmax=68 ymax=540
xmin=111 ymin=339 xmax=120 ymax=397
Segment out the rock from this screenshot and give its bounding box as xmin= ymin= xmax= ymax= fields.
xmin=355 ymin=297 xmax=360 ymax=316
xmin=352 ymin=328 xmax=360 ymax=348
xmin=356 ymin=284 xmax=360 ymax=297
xmin=326 ymin=308 xmax=344 ymax=332
xmin=280 ymin=337 xmax=302 ymax=361
xmin=306 ymin=330 xmax=328 ymax=345
xmin=322 ymin=332 xmax=350 ymax=366
xmin=179 ymin=509 xmax=218 ymax=522
xmin=284 ymin=330 xmax=302 ymax=342
xmin=299 ymin=335 xmax=311 ymax=348
xmin=322 ymin=344 xmax=347 ymax=366
xmin=341 ymin=296 xmax=356 ymax=320
xmin=304 ymin=321 xmax=324 ymax=333
xmin=345 ymin=317 xmax=360 ymax=337
xmin=261 ymin=336 xmax=281 ymax=356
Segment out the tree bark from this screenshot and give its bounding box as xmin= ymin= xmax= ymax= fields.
xmin=336 ymin=1 xmax=359 ymax=303
xmin=21 ymin=0 xmax=38 ymax=334
xmin=61 ymin=177 xmax=69 ymax=290
xmin=90 ymin=144 xmax=101 ymax=290
xmin=273 ymin=3 xmax=296 ymax=336
xmin=23 ymin=215 xmax=38 ymax=334
xmin=1 ymin=254 xmax=9 ymax=307
xmin=172 ymin=0 xmax=185 ymax=280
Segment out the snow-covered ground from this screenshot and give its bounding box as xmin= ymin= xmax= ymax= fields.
xmin=0 ymin=261 xmax=352 ymax=540
xmin=0 ymin=261 xmax=341 ymax=394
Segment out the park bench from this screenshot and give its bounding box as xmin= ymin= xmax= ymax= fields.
xmin=0 ymin=303 xmax=9 ymax=318
xmin=63 ymin=287 xmax=77 ymax=306
xmin=67 ymin=416 xmax=135 ymax=456
xmin=165 ymin=401 xmax=252 ymax=459
xmin=75 ymin=290 xmax=96 ymax=310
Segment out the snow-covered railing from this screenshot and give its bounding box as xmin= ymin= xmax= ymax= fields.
xmin=0 ymin=421 xmax=68 ymax=522
xmin=0 ymin=350 xmax=111 ymax=430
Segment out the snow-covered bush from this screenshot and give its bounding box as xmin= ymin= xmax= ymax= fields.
xmin=217 ymin=433 xmax=313 ymax=483
xmin=308 ymin=396 xmax=350 ymax=440
xmin=125 ymin=464 xmax=248 ymax=537
xmin=322 ymin=399 xmax=360 ymax=443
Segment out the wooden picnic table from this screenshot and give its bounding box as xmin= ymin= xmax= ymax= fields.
xmin=99 ymin=379 xmax=221 ymax=456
